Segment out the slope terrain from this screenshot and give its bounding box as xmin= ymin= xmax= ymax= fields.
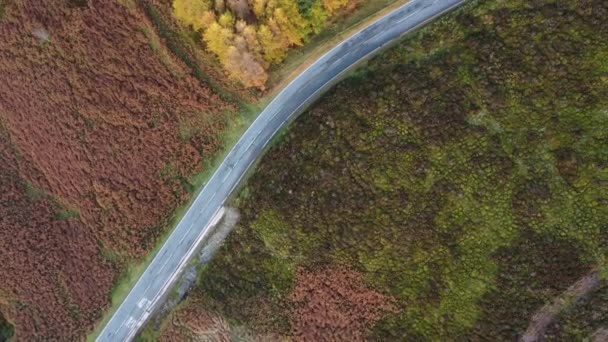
xmin=0 ymin=0 xmax=404 ymax=339
xmin=0 ymin=0 xmax=231 ymax=340
xmin=155 ymin=0 xmax=608 ymax=340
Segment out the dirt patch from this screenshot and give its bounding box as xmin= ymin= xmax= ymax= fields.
xmin=469 ymin=229 xmax=588 ymax=341
xmin=522 ymin=270 xmax=603 ymax=342
xmin=289 ymin=266 xmax=397 ymax=342
xmin=158 ymin=298 xmax=284 ymax=342
xmin=159 ymin=304 xmax=231 ymax=342
xmin=592 ymin=328 xmax=608 ymax=342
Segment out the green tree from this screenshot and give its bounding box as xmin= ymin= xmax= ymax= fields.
xmin=308 ymin=0 xmax=328 ymax=34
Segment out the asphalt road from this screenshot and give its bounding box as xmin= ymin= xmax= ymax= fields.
xmin=96 ymin=0 xmax=466 ymax=340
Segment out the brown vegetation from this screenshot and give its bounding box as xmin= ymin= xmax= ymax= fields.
xmin=289 ymin=266 xmax=396 ymax=341
xmin=0 ymin=133 xmax=115 ymax=341
xmin=0 ymin=0 xmax=231 ymax=256
xmin=0 ymin=0 xmax=231 ymax=339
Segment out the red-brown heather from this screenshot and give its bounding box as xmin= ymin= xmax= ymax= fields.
xmin=0 ymin=0 xmax=231 ymax=340
xmin=0 ymin=132 xmax=115 ymax=341
xmin=290 ymin=267 xmax=397 ymax=342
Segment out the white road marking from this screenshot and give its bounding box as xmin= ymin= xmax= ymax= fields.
xmin=137 ymin=298 xmax=151 ymax=309
xmin=125 ymin=317 xmax=136 ymax=329
xmin=221 ymin=168 xmax=232 ymax=183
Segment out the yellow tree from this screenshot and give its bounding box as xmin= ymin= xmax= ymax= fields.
xmin=257 ymin=24 xmax=289 ymax=64
xmin=173 ymin=0 xmax=213 ymax=31
xmin=174 ymin=0 xmax=354 ymax=89
xmin=214 ymin=0 xmax=226 ymax=12
xmin=200 ymin=11 xmax=217 ymax=28
xmin=271 ymin=0 xmax=311 ymax=47
xmin=242 ymin=24 xmax=263 ymax=57
xmin=203 ymin=22 xmax=234 ymax=62
xmin=323 ymin=0 xmax=349 ymax=14
xmin=225 ymin=46 xmax=268 ymax=89
xmin=218 ymin=11 xmax=235 ymax=28
xmin=252 ymin=0 xmax=268 ymax=18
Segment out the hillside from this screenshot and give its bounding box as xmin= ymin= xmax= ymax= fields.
xmin=0 ymin=0 xmax=232 ymax=340
xmin=0 ymin=0 xmax=411 ymax=340
xmin=156 ymin=0 xmax=608 ymax=340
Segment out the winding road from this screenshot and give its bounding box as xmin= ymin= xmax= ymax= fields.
xmin=96 ymin=0 xmax=466 ymax=340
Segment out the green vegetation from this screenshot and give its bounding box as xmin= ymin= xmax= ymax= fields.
xmin=23 ymin=182 xmax=81 ymax=220
xmin=174 ymin=0 xmax=608 ymax=339
xmin=23 ymin=182 xmax=46 ymax=201
xmin=0 ymin=312 xmax=13 ymax=342
xmin=54 ymin=208 xmax=80 ymax=220
xmin=140 ymin=24 xmax=185 ymax=80
xmin=0 ymin=0 xmax=7 ymax=21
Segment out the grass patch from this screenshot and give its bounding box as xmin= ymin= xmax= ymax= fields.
xmin=116 ymin=0 xmax=137 ymax=11
xmin=140 ymin=24 xmax=185 ymax=79
xmin=177 ymin=123 xmax=192 ymax=142
xmin=134 ymin=325 xmax=160 ymax=342
xmin=0 ymin=311 xmax=14 ymax=342
xmin=0 ymin=0 xmax=7 ymax=22
xmin=23 ymin=181 xmax=82 ymax=221
xmin=24 ymin=182 xmax=46 ymax=201
xmin=55 ymin=208 xmax=80 ymax=220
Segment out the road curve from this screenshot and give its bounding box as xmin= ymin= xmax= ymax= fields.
xmin=97 ymin=0 xmax=466 ymax=340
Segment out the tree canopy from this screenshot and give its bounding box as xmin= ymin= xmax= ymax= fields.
xmin=173 ymin=0 xmax=355 ymax=88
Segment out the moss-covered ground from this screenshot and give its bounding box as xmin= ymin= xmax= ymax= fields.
xmin=0 ymin=311 xmax=13 ymax=342
xmin=162 ymin=0 xmax=608 ymax=340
